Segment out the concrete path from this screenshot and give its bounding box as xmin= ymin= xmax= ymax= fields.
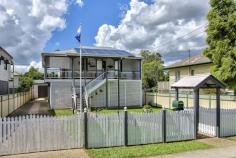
xmin=152 ymin=138 xmax=236 ymax=158
xmin=0 ymin=149 xmax=89 ymax=158
xmin=8 ymin=98 xmax=51 ymax=117
xmin=151 ymin=145 xmax=236 ymax=158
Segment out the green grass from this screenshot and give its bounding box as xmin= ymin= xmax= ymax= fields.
xmin=92 ymin=107 xmax=162 ymax=114
xmin=87 ymin=140 xmax=212 ymax=158
xmin=227 ymin=136 xmax=236 ymax=142
xmin=49 ymin=109 xmax=74 ymax=116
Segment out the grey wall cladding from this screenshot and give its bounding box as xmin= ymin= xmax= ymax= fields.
xmin=0 ymin=80 xmax=8 ymax=95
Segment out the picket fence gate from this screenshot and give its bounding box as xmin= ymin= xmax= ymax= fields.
xmin=0 ymin=110 xmax=196 ymax=156
xmin=199 ymin=107 xmax=217 ymax=136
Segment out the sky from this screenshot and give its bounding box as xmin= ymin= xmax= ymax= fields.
xmin=0 ymin=0 xmax=209 ymax=72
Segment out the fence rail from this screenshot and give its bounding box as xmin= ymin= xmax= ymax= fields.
xmin=144 ymin=92 xmax=236 ymax=109
xmin=0 ymin=89 xmax=33 ymax=117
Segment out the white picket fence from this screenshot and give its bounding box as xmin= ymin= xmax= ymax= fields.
xmin=199 ymin=107 xmax=216 ymax=136
xmin=0 ymin=110 xmax=199 ymax=156
xmin=87 ymin=113 xmax=125 ymax=148
xmin=166 ymin=110 xmax=195 ymax=142
xmin=0 ymin=115 xmax=84 ymax=156
xmin=128 ymin=112 xmax=163 ymax=145
xmin=221 ymin=109 xmax=236 ymax=137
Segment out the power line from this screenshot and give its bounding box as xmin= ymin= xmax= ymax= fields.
xmin=157 ymin=31 xmax=206 ymax=53
xmin=155 ymin=23 xmax=208 ymax=51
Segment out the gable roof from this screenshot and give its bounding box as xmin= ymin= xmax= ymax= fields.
xmin=164 ymin=54 xmax=211 ymax=69
xmin=42 ymin=46 xmax=141 ymax=59
xmin=0 ymin=47 xmax=13 ymax=59
xmin=171 ymin=75 xmax=226 ymax=89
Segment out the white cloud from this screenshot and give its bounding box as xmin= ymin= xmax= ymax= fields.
xmin=0 ymin=0 xmax=69 ymax=65
xmin=76 ymin=0 xmax=84 ymax=8
xmin=95 ymin=0 xmax=209 ymax=62
xmin=15 ymin=61 xmax=43 ymax=74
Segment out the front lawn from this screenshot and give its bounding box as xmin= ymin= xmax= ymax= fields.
xmin=49 ymin=109 xmax=74 ymax=116
xmin=92 ymin=106 xmax=162 ymax=114
xmin=48 ymin=106 xmax=163 ymax=116
xmin=87 ymin=140 xmax=212 ymax=158
xmin=227 ymin=136 xmax=236 ymax=142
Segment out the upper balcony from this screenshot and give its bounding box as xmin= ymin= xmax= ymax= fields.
xmin=45 ymin=68 xmax=141 ymax=80
xmin=43 ymin=56 xmax=142 ymax=81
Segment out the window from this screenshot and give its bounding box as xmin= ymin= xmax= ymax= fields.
xmin=115 ymin=60 xmax=119 ymax=70
xmin=97 ymin=59 xmax=102 ymax=70
xmin=191 ymin=70 xmax=195 ymax=76
xmin=4 ymin=61 xmax=7 ymax=70
xmin=175 ymin=71 xmax=180 ymax=81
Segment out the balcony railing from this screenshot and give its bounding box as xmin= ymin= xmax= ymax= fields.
xmin=45 ymin=68 xmax=141 ymax=80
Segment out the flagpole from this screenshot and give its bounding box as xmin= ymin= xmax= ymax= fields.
xmin=79 ymin=27 xmax=82 ymax=113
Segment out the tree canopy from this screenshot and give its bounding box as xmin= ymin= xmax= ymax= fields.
xmin=141 ymin=50 xmax=167 ymax=91
xmin=17 ymin=66 xmax=43 ymax=92
xmin=25 ymin=67 xmax=44 ymax=80
xmin=204 ymin=0 xmax=236 ymax=91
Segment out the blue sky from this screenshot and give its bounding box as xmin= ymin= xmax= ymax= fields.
xmin=45 ymin=0 xmax=130 ymax=52
xmin=0 ymin=0 xmax=209 ymax=69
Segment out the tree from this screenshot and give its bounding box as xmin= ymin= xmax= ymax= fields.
xmin=141 ymin=50 xmax=166 ymax=91
xmin=25 ymin=66 xmax=44 ymax=80
xmin=204 ymin=0 xmax=236 ymax=92
xmin=17 ymin=66 xmax=43 ymax=92
xmin=17 ymin=76 xmax=33 ymax=92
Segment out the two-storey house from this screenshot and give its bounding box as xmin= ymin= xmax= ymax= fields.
xmin=42 ymin=46 xmax=142 ymax=110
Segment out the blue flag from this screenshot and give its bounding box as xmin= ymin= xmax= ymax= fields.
xmin=75 ymin=26 xmax=81 ymax=43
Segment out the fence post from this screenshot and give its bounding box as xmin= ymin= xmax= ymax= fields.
xmin=7 ymin=93 xmax=9 ymax=115
xmin=169 ymin=93 xmax=171 ymax=109
xmin=124 ymin=106 xmax=128 ymax=146
xmin=209 ymin=94 xmax=211 ymax=108
xmin=162 ymin=109 xmax=166 ymax=143
xmin=144 ymin=91 xmax=147 ymax=105
xmin=156 ymin=92 xmax=158 ymax=107
xmin=216 ymin=88 xmax=220 ymax=138
xmin=1 ymin=96 xmax=2 ymax=117
xmin=186 ymin=94 xmax=189 ymax=108
xmin=84 ymin=108 xmax=88 ymax=149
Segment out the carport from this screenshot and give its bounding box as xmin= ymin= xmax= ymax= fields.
xmin=171 ymin=75 xmax=226 ymax=138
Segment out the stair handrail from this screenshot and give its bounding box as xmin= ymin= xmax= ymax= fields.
xmin=72 ymin=86 xmax=77 ymax=110
xmin=84 ymin=72 xmax=106 ymax=108
xmin=84 ymin=87 xmax=89 ymax=109
xmin=85 ymin=72 xmax=106 ymax=93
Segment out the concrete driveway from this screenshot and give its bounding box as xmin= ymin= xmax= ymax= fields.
xmin=8 ymin=98 xmax=51 ymax=117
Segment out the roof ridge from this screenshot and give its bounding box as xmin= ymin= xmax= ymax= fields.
xmin=165 ymin=54 xmax=211 ymax=69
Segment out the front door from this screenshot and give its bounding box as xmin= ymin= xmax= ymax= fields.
xmin=102 ymin=60 xmax=106 ymax=71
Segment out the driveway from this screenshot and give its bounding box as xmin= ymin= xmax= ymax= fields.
xmin=8 ymin=98 xmax=51 ymax=117
xmin=1 ymin=149 xmax=89 ymax=158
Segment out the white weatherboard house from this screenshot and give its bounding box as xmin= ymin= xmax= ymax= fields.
xmin=0 ymin=47 xmax=14 ymax=95
xmin=42 ymin=46 xmax=142 ymax=109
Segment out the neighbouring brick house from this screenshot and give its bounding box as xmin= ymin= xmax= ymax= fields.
xmin=0 ymin=47 xmax=14 ymax=95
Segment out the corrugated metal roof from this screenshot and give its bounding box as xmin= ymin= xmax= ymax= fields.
xmin=171 ymin=75 xmax=226 ymax=89
xmin=42 ymin=46 xmax=137 ymax=58
xmin=165 ymin=54 xmax=211 ymax=69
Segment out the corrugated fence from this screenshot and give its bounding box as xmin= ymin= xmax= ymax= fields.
xmin=0 ymin=89 xmax=33 ymax=117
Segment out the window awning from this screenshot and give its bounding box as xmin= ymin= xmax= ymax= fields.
xmin=171 ymin=75 xmax=226 ymax=89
